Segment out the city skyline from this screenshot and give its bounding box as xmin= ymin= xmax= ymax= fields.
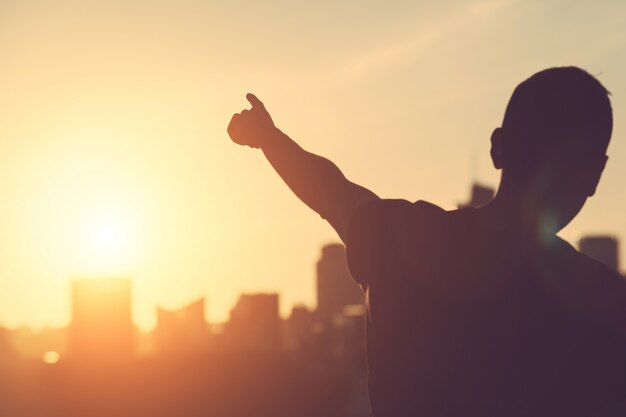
xmin=1 ymin=221 xmax=622 ymax=340
xmin=0 ymin=180 xmax=624 ymax=332
xmin=1 ymin=245 xmax=368 ymax=361
xmin=1 ymin=0 xmax=626 ymax=330
xmin=0 ymin=274 xmax=368 ymax=417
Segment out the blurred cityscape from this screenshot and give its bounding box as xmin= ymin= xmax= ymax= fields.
xmin=0 ymin=184 xmax=621 ymax=417
xmin=0 ymin=243 xmax=368 ymax=417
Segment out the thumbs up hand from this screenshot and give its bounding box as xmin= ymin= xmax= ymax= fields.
xmin=227 ymin=93 xmax=276 ymax=149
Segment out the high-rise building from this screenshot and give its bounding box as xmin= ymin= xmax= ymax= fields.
xmin=69 ymin=278 xmax=134 ymax=360
xmin=316 ymin=244 xmax=364 ymax=320
xmin=155 ymin=298 xmax=209 ymax=355
xmin=458 ymin=183 xmax=495 ymax=209
xmin=224 ymin=293 xmax=281 ymax=351
xmin=579 ymin=236 xmax=620 ymax=272
xmin=285 ymin=305 xmax=318 ymax=350
xmin=0 ymin=327 xmax=13 ymax=360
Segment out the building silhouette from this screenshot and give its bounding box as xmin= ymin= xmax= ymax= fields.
xmin=155 ymin=298 xmax=209 ymax=355
xmin=316 ymin=244 xmax=364 ymax=320
xmin=69 ymin=278 xmax=134 ymax=360
xmin=578 ymin=235 xmax=620 ymax=272
xmin=285 ymin=304 xmax=318 ymax=351
xmin=223 ymin=293 xmax=281 ymax=351
xmin=0 ymin=327 xmax=13 ymax=360
xmin=458 ymin=183 xmax=495 ymax=208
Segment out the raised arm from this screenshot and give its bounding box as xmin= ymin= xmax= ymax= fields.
xmin=227 ymin=94 xmax=378 ymax=243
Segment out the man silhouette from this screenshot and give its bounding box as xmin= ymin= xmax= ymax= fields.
xmin=227 ymin=67 xmax=626 ymax=417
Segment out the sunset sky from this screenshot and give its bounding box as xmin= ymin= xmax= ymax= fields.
xmin=1 ymin=0 xmax=625 ymax=330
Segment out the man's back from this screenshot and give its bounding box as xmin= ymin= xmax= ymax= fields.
xmin=347 ymin=199 xmax=626 ymax=417
xmin=227 ymin=66 xmax=619 ymax=416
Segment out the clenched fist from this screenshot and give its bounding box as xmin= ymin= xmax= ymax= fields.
xmin=227 ymin=93 xmax=276 ymax=148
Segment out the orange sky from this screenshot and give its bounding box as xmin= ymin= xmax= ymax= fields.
xmin=1 ymin=0 xmax=625 ymax=330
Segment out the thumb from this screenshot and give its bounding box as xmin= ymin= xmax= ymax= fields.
xmin=246 ymin=93 xmax=265 ymax=110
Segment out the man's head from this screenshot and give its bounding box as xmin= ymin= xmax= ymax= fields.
xmin=491 ymin=66 xmax=613 ymax=231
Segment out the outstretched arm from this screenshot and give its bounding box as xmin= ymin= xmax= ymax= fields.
xmin=227 ymin=94 xmax=378 ymax=243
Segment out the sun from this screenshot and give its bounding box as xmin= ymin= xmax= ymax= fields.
xmin=87 ymin=212 xmax=135 ymax=261
xmin=73 ymin=208 xmax=138 ymax=274
xmin=91 ymin=216 xmax=127 ymax=254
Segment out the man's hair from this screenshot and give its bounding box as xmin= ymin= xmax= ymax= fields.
xmin=501 ymin=66 xmax=612 ymax=178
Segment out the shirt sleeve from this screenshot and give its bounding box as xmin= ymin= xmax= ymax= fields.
xmin=345 ymin=199 xmax=414 ymax=287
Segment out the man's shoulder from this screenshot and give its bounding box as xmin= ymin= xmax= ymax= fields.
xmin=573 ymin=248 xmax=626 ymax=309
xmin=577 ymin=251 xmax=623 ymax=282
xmin=352 ymin=199 xmax=450 ymax=243
xmin=347 ymin=198 xmax=445 ymax=251
xmin=557 ymin=240 xmax=624 ymax=290
xmin=354 ymin=198 xmax=446 ymax=221
xmin=345 ymin=199 xmax=446 ymax=286
xmin=545 ymin=240 xmax=626 ymax=326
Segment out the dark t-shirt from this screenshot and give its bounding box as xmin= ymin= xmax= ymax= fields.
xmin=346 ymin=199 xmax=626 ymax=417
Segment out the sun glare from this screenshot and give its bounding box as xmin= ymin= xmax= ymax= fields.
xmin=72 ymin=208 xmax=139 ymax=274
xmin=92 ymin=216 xmax=127 ymax=253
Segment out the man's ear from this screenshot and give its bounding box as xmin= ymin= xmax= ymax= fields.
xmin=586 ymin=154 xmax=608 ymax=197
xmin=490 ymin=128 xmax=504 ymax=170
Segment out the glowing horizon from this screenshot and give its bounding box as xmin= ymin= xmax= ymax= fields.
xmin=1 ymin=0 xmax=625 ymax=330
